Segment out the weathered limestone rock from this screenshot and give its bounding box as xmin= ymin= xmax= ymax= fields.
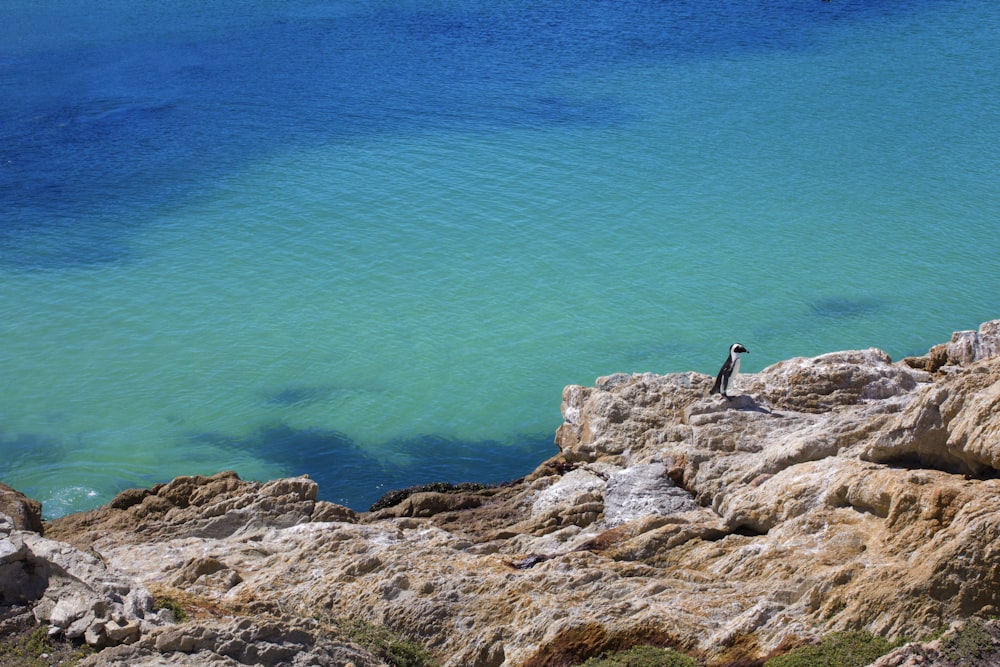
xmin=10 ymin=319 xmax=998 ymax=666
xmin=904 ymin=319 xmax=1000 ymax=371
xmin=0 ymin=513 xmax=46 ymax=606
xmin=603 ymin=463 xmax=699 ymax=526
xmin=0 ymin=483 xmax=44 ymax=533
xmin=46 ymin=471 xmax=357 ymax=546
xmin=744 ymin=348 xmax=920 ymax=412
xmin=24 ymin=530 xmax=162 ymax=647
xmin=76 ymin=616 xmax=388 ymax=667
xmin=1 ymin=513 xmax=161 ymax=649
xmin=863 ymin=358 xmax=1000 ymax=476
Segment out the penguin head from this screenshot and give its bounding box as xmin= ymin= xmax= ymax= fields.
xmin=731 ymin=343 xmax=749 ymax=356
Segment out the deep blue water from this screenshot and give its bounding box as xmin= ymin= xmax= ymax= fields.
xmin=1 ymin=0 xmax=998 ymax=516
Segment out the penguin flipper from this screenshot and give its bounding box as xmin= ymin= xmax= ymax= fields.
xmin=711 ymin=356 xmax=733 ymax=395
xmin=710 ymin=369 xmax=724 ymax=395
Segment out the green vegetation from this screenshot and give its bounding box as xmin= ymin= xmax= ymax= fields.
xmin=152 ymin=595 xmax=189 ymax=622
xmin=765 ymin=630 xmax=901 ymax=667
xmin=577 ymin=645 xmax=699 ymax=667
xmin=0 ymin=624 xmax=92 ymax=667
xmin=337 ymin=617 xmax=439 ymax=667
xmin=0 ymin=624 xmax=55 ymax=667
xmin=940 ymin=618 xmax=995 ymax=662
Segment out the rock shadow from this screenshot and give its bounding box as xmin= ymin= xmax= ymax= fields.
xmin=728 ymin=394 xmax=782 ymax=416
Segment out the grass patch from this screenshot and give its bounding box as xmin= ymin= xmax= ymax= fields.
xmin=940 ymin=618 xmax=995 ymax=662
xmin=577 ymin=645 xmax=699 ymax=667
xmin=336 ymin=617 xmax=439 ymax=667
xmin=0 ymin=623 xmax=92 ymax=667
xmin=0 ymin=624 xmax=55 ymax=667
xmin=765 ymin=630 xmax=900 ymax=667
xmin=152 ymin=595 xmax=190 ymax=622
xmin=146 ymin=583 xmax=233 ymax=621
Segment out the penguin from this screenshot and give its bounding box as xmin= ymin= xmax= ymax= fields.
xmin=710 ymin=343 xmax=749 ymax=398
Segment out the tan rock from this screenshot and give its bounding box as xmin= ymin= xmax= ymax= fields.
xmin=46 ymin=471 xmax=356 ymax=546
xmin=77 ymin=616 xmax=387 ymax=667
xmin=24 ymin=320 xmax=1000 ymax=665
xmin=0 ymin=482 xmax=44 ymax=533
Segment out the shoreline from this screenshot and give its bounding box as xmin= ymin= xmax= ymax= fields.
xmin=3 ymin=319 xmax=1000 ymax=666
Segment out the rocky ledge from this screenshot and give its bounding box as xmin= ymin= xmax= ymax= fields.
xmin=3 ymin=320 xmax=1000 ymax=666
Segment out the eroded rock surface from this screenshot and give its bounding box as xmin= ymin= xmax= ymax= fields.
xmin=1 ymin=512 xmax=164 ymax=650
xmin=0 ymin=482 xmax=44 ymax=534
xmin=45 ymin=472 xmax=356 ymax=546
xmin=76 ymin=616 xmax=387 ymax=667
xmin=6 ymin=319 xmax=999 ymax=666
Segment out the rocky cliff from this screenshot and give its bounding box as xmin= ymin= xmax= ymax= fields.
xmin=4 ymin=320 xmax=1000 ymax=666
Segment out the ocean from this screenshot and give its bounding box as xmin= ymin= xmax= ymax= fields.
xmin=2 ymin=0 xmax=998 ymax=517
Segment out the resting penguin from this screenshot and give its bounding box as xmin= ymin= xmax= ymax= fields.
xmin=710 ymin=343 xmax=749 ymax=398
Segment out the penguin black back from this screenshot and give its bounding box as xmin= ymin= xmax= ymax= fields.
xmin=710 ymin=343 xmax=749 ymax=398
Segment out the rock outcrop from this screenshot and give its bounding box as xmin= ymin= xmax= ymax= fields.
xmin=45 ymin=472 xmax=357 ymax=546
xmin=3 ymin=319 xmax=999 ymax=666
xmin=77 ymin=616 xmax=387 ymax=667
xmin=0 ymin=482 xmax=44 ymax=533
xmin=0 ymin=513 xmax=164 ymax=650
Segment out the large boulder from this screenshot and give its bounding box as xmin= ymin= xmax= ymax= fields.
xmin=0 ymin=514 xmax=46 ymax=606
xmin=0 ymin=483 xmax=44 ymax=533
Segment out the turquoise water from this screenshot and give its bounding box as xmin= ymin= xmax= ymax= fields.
xmin=2 ymin=0 xmax=998 ymax=517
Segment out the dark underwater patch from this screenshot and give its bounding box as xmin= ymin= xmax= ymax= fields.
xmin=0 ymin=222 xmax=133 ymax=270
xmin=623 ymin=343 xmax=677 ymax=366
xmin=192 ymin=425 xmax=554 ymax=511
xmin=0 ymin=432 xmax=68 ymax=476
xmin=2 ymin=0 xmax=917 ymax=270
xmin=621 ymin=340 xmax=709 ymax=371
xmin=262 ymin=386 xmax=334 ymax=407
xmin=191 ymin=424 xmax=385 ymax=509
xmin=359 ymin=432 xmax=555 ymax=511
xmin=810 ymin=297 xmax=884 ymax=319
